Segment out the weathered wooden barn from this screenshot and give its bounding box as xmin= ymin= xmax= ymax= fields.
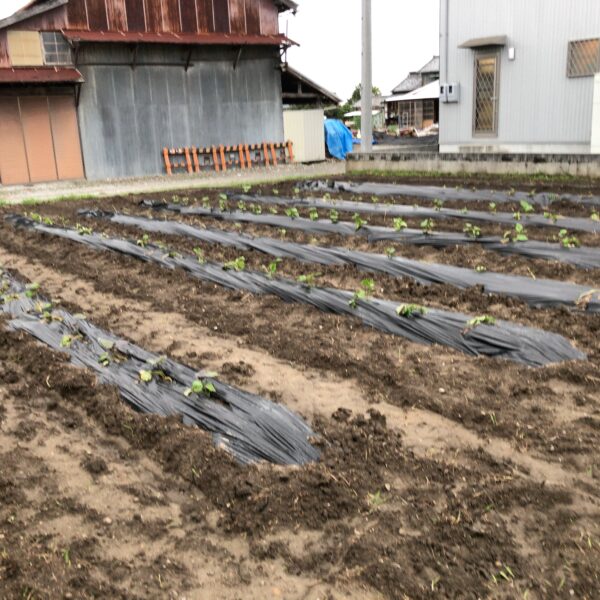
xmin=0 ymin=0 xmax=297 ymax=184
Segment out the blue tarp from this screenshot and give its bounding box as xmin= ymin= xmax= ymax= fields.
xmin=324 ymin=119 xmax=354 ymax=160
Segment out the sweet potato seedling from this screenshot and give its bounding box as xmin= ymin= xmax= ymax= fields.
xmin=519 ymin=200 xmax=535 ymax=214
xmin=591 ymin=210 xmax=599 ymax=222
xmin=297 ymin=273 xmax=321 ymax=288
xmin=237 ymin=200 xmax=247 ymax=211
xmin=184 ymin=379 xmax=216 ymax=398
xmin=385 ymin=247 xmax=396 ymax=259
xmin=137 ymin=234 xmax=150 ymax=248
xmin=503 ymin=223 xmax=528 ymax=243
xmin=488 ymin=202 xmax=497 ymax=213
xmin=475 ymin=265 xmax=487 ymax=273
xmin=201 ymin=197 xmax=211 ymax=209
xmin=241 ymin=184 xmax=252 ymax=193
xmin=465 ymin=315 xmax=497 ymax=332
xmin=349 ymin=278 xmax=376 ymax=309
xmin=558 ymin=229 xmax=580 ymax=248
xmin=329 ymin=209 xmax=339 ymax=223
xmin=370 ymin=195 xmax=379 ymax=204
xmin=28 ymin=212 xmax=54 ymax=226
xmin=463 ymin=223 xmax=481 ymax=238
xmin=396 ymin=304 xmax=428 ymax=317
xmin=223 ymin=257 xmax=246 ymax=272
xmin=60 ymin=334 xmax=82 ymax=348
xmin=218 ymin=196 xmax=229 ymax=212
xmin=263 ymin=258 xmax=282 ymax=278
xmin=25 ymin=282 xmax=40 ymax=298
xmin=420 ymin=218 xmax=435 ymax=235
xmin=269 ymin=207 xmax=279 ymax=215
xmin=75 ymin=223 xmax=93 ymax=236
xmin=543 ymin=211 xmax=559 ymax=223
xmin=433 ymin=198 xmax=444 ymax=211
xmin=393 ymin=218 xmax=407 ymax=231
xmin=285 ymin=208 xmax=300 ymax=219
xmin=193 ymin=247 xmax=206 ymax=264
xmin=352 ymin=213 xmax=368 ymax=231
xmin=309 ymin=208 xmax=319 ymax=221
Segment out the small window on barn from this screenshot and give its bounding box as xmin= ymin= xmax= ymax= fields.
xmin=7 ymin=30 xmax=43 ymax=66
xmin=41 ymin=32 xmax=72 ymax=66
xmin=567 ymin=39 xmax=600 ymax=78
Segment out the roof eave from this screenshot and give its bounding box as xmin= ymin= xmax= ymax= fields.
xmin=0 ymin=0 xmax=68 ymax=31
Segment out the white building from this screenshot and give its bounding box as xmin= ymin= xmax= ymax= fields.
xmin=439 ymin=0 xmax=600 ymax=154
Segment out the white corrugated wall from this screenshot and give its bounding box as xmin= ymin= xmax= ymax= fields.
xmin=440 ymin=0 xmax=600 ymax=153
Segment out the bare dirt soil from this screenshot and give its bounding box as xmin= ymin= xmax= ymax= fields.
xmin=0 ymin=177 xmax=599 ymax=599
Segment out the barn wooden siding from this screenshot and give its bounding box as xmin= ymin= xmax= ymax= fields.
xmin=65 ymin=0 xmax=280 ymax=36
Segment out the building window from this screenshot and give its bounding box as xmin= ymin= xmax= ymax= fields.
xmin=473 ymin=53 xmax=499 ymax=135
xmin=7 ymin=30 xmax=44 ymax=66
xmin=567 ymin=39 xmax=600 ymax=78
xmin=41 ymin=32 xmax=72 ymax=66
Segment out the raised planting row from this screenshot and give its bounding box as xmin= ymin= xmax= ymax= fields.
xmin=0 ymin=270 xmax=319 ymax=465
xmin=143 ymin=201 xmax=600 ymax=269
xmin=302 ymin=180 xmax=600 ymax=208
xmin=231 ymin=193 xmax=600 ymax=234
xmin=80 ymin=210 xmax=600 ymax=314
xmin=8 ymin=216 xmax=586 ymax=367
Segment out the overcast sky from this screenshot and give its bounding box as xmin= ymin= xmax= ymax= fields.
xmin=1 ymin=0 xmax=440 ymax=99
xmin=281 ymin=1 xmax=440 ymax=100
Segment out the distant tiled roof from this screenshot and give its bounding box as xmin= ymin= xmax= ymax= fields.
xmin=0 ymin=66 xmax=83 ymax=83
xmin=419 ymin=56 xmax=440 ymax=74
xmin=391 ymin=56 xmax=440 ymax=95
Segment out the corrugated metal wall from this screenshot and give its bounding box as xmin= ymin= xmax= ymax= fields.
xmin=440 ymin=0 xmax=600 ymax=152
xmin=76 ymin=44 xmax=284 ymax=179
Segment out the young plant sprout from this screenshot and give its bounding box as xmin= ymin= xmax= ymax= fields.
xmin=237 ymin=200 xmax=247 ymax=211
xmin=218 ymin=196 xmax=229 ymax=212
xmin=370 ymin=195 xmax=379 ymax=204
xmin=349 ymin=278 xmax=376 ymax=309
xmin=385 ymin=247 xmax=396 ymax=259
xmin=285 ymin=207 xmax=300 ymax=219
xmin=25 ymin=282 xmax=40 ymax=298
xmin=393 ymin=217 xmax=407 ymax=231
xmin=460 ymin=207 xmax=469 ymax=214
xmin=272 ymin=188 xmax=279 ymax=196
xmin=543 ymin=211 xmax=559 ymax=223
xmin=475 ymin=265 xmax=487 ymax=273
xmin=433 ymin=198 xmax=444 ymax=211
xmin=137 ymin=233 xmax=150 ymax=248
xmin=420 ymin=218 xmax=435 ymax=235
xmin=323 ymin=192 xmax=331 ymax=200
xmin=309 ymin=207 xmax=319 ymax=221
xmin=519 ymin=200 xmax=535 ymax=214
xmin=223 ymin=257 xmax=246 ymax=272
xmin=184 ymin=379 xmax=216 ymax=398
xmin=512 ymin=211 xmax=522 ymax=221
xmin=241 ymin=184 xmax=252 ymax=193
xmin=352 ymin=213 xmax=368 ymax=231
xmin=463 ymin=223 xmax=482 ymax=238
xmin=297 ymin=273 xmax=321 ymax=288
xmin=29 ymin=212 xmax=54 ymax=226
xmin=503 ymin=223 xmax=528 ymax=243
xmin=263 ymin=258 xmax=282 ymax=278
xmin=75 ymin=223 xmax=93 ymax=236
xmin=201 ymin=196 xmax=211 ymax=209
xmin=396 ymin=304 xmax=428 ymax=317
xmin=591 ymin=210 xmax=599 ymax=222
xmin=60 ymin=334 xmax=82 ymax=348
xmin=252 ymin=204 xmax=262 ymax=215
xmin=269 ymin=207 xmax=279 ymax=214
xmin=193 ymin=247 xmax=206 ymax=264
xmin=558 ymin=229 xmax=580 ymax=248
xmin=488 ymin=202 xmax=497 ymax=214
xmin=329 ymin=209 xmax=339 ymax=223
xmin=465 ymin=315 xmax=497 ymax=331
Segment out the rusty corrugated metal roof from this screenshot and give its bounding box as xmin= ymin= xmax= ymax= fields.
xmin=62 ymin=30 xmax=296 ymax=47
xmin=0 ymin=67 xmax=84 ymax=83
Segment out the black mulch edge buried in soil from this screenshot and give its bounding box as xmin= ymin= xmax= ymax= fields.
xmin=6 ymin=215 xmax=587 ymax=368
xmin=80 ymin=210 xmax=600 ymax=314
xmin=301 ymin=179 xmax=600 ymax=208
xmin=0 ymin=270 xmax=319 ymax=466
xmin=231 ymin=192 xmax=600 ymax=234
xmin=143 ymin=201 xmax=600 ymax=270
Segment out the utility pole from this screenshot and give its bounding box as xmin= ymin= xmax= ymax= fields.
xmin=361 ymin=0 xmax=373 ymax=153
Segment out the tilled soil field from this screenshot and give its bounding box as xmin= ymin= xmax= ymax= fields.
xmin=0 ymin=176 xmax=599 ymax=599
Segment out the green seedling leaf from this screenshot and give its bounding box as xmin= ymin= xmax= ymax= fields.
xmin=98 ymin=352 xmax=111 ymax=367
xmin=99 ymin=338 xmax=114 ymax=351
xmin=519 ymin=200 xmax=534 ymax=213
xmin=488 ymin=202 xmax=497 ymax=213
xmin=137 ymin=233 xmax=150 ymax=247
xmin=329 ymin=209 xmax=339 ymax=223
xmin=25 ymin=282 xmax=40 ymax=298
xmin=393 ymin=218 xmax=407 ymax=231
xmin=463 ymin=223 xmax=481 ymax=238
xmin=352 ymin=213 xmax=368 ymax=231
xmin=433 ymin=198 xmax=444 ymax=211
xmin=396 ymin=304 xmax=427 ymax=318
xmin=385 ymin=247 xmax=396 ymax=259
xmin=193 ymin=247 xmax=206 ymax=264
xmin=223 ymin=257 xmax=246 ymax=272
xmin=308 ymin=208 xmax=319 ymax=221
xmin=285 ymin=207 xmax=300 ymax=219
xmin=139 ymin=369 xmax=153 ymax=383
xmin=420 ymin=218 xmax=434 ymax=234
xmin=466 ymin=315 xmax=497 ymax=329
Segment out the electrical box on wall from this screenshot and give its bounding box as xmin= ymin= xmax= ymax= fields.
xmin=440 ymin=82 xmax=460 ymax=103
